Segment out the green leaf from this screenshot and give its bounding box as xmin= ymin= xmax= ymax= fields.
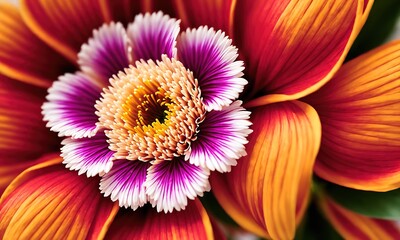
xmin=326 ymin=184 xmax=400 ymax=220
xmin=347 ymin=0 xmax=400 ymax=60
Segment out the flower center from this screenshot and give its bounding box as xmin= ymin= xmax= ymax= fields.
xmin=96 ymin=56 xmax=206 ymax=161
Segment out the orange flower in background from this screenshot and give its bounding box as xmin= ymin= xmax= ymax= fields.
xmin=0 ymin=0 xmax=399 ymax=239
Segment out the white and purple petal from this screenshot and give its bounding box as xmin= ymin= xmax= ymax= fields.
xmin=61 ymin=131 xmax=114 ymax=177
xmin=177 ymin=26 xmax=247 ymax=111
xmin=42 ymin=72 xmax=101 ymax=138
xmin=145 ymin=158 xmax=210 ymax=213
xmin=100 ymin=160 xmax=150 ymax=210
xmin=188 ymin=101 xmax=252 ymax=173
xmin=127 ymin=11 xmax=180 ymax=62
xmin=78 ymin=22 xmax=131 ymax=86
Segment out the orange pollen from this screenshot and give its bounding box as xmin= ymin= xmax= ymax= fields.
xmin=95 ymin=56 xmax=205 ymax=161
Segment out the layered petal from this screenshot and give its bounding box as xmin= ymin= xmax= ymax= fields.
xmin=319 ymin=195 xmax=400 ymax=239
xmin=237 ymin=0 xmax=372 ymax=105
xmin=78 ymin=22 xmax=131 ymax=86
xmin=105 ymin=199 xmax=214 ymax=240
xmin=306 ymin=41 xmax=400 ymax=191
xmin=0 ymin=76 xmax=58 ymax=193
xmin=42 ymin=73 xmax=101 ymax=138
xmin=146 ymin=157 xmax=211 ymax=213
xmin=177 ymin=27 xmax=246 ymax=111
xmin=61 ymin=132 xmax=114 ymax=177
xmin=0 ymin=156 xmax=119 ymax=239
xmin=20 ymin=0 xmax=107 ymax=61
xmin=100 ymin=160 xmax=150 ymax=210
xmin=0 ymin=2 xmax=73 ymax=88
xmin=127 ymin=12 xmax=180 ymax=62
xmin=173 ymin=0 xmax=233 ymax=33
xmin=189 ymin=101 xmax=252 ymax=172
xmin=212 ymin=101 xmax=321 ymax=239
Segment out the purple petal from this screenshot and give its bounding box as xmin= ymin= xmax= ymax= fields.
xmin=78 ymin=22 xmax=131 ymax=86
xmin=127 ymin=12 xmax=180 ymax=62
xmin=177 ymin=27 xmax=247 ymax=111
xmin=145 ymin=157 xmax=210 ymax=213
xmin=42 ymin=72 xmax=101 ymax=138
xmin=61 ymin=131 xmax=114 ymax=177
xmin=100 ymin=160 xmax=151 ymax=210
xmin=188 ymin=101 xmax=252 ymax=172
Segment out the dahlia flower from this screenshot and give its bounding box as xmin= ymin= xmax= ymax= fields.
xmin=0 ymin=0 xmax=399 ymax=239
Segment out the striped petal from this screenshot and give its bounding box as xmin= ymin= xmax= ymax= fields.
xmin=188 ymin=101 xmax=252 ymax=172
xmin=238 ymin=0 xmax=372 ymax=106
xmin=145 ymin=157 xmax=211 ymax=213
xmin=100 ymin=160 xmax=150 ymax=210
xmin=211 ymin=101 xmax=321 ymax=239
xmin=177 ymin=27 xmax=246 ymax=111
xmin=0 ymin=76 xmax=58 ymax=194
xmin=319 ymin=195 xmax=400 ymax=239
xmin=0 ymin=2 xmax=73 ymax=88
xmin=105 ymin=199 xmax=214 ymax=240
xmin=127 ymin=12 xmax=180 ymax=62
xmin=0 ymin=156 xmax=119 ymax=239
xmin=306 ymin=41 xmax=400 ymax=191
xmin=174 ymin=0 xmax=233 ymax=33
xmin=20 ymin=0 xmax=107 ymax=61
xmin=78 ymin=22 xmax=131 ymax=86
xmin=61 ymin=132 xmax=114 ymax=177
xmin=42 ymin=73 xmax=101 ymax=138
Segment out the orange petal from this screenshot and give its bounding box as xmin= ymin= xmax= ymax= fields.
xmin=305 ymin=40 xmax=400 ymax=191
xmin=0 ymin=2 xmax=73 ymax=88
xmin=235 ymin=0 xmax=372 ymax=106
xmin=0 ymin=76 xmax=59 ymax=194
xmin=319 ymin=195 xmax=400 ymax=239
xmin=20 ymin=0 xmax=108 ymax=62
xmin=105 ymin=199 xmax=214 ymax=240
xmin=0 ymin=155 xmax=119 ymax=239
xmin=211 ymin=101 xmax=321 ymax=239
xmin=173 ymin=0 xmax=233 ymax=33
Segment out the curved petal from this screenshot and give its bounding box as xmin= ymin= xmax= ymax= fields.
xmin=173 ymin=0 xmax=233 ymax=33
xmin=0 ymin=155 xmax=119 ymax=239
xmin=78 ymin=22 xmax=131 ymax=86
xmin=42 ymin=72 xmax=101 ymax=138
xmin=305 ymin=40 xmax=400 ymax=191
xmin=105 ymin=199 xmax=214 ymax=240
xmin=61 ymin=131 xmax=114 ymax=177
xmin=211 ymin=101 xmax=321 ymax=239
xmin=100 ymin=159 xmax=150 ymax=210
xmin=127 ymin=11 xmax=180 ymax=61
xmin=319 ymin=195 xmax=400 ymax=239
xmin=177 ymin=27 xmax=246 ymax=111
xmin=189 ymin=101 xmax=252 ymax=172
xmin=236 ymin=0 xmax=371 ymax=106
xmin=20 ymin=0 xmax=107 ymax=61
xmin=0 ymin=76 xmax=58 ymax=194
xmin=127 ymin=12 xmax=180 ymax=62
xmin=0 ymin=2 xmax=73 ymax=88
xmin=145 ymin=157 xmax=211 ymax=213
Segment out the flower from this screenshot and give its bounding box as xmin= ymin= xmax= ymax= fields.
xmin=0 ymin=0 xmax=399 ymax=239
xmin=41 ymin=12 xmax=252 ymax=213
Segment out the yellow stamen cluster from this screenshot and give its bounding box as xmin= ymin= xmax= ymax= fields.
xmin=96 ymin=56 xmax=205 ymax=161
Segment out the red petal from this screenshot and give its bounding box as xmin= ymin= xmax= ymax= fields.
xmin=0 ymin=76 xmax=58 ymax=194
xmin=0 ymin=155 xmax=119 ymax=239
xmin=211 ymin=101 xmax=321 ymax=239
xmin=306 ymin=41 xmax=400 ymax=191
xmin=235 ymin=0 xmax=372 ymax=105
xmin=20 ymin=0 xmax=108 ymax=61
xmin=0 ymin=2 xmax=73 ymax=88
xmin=319 ymin=195 xmax=400 ymax=239
xmin=105 ymin=199 xmax=215 ymax=240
